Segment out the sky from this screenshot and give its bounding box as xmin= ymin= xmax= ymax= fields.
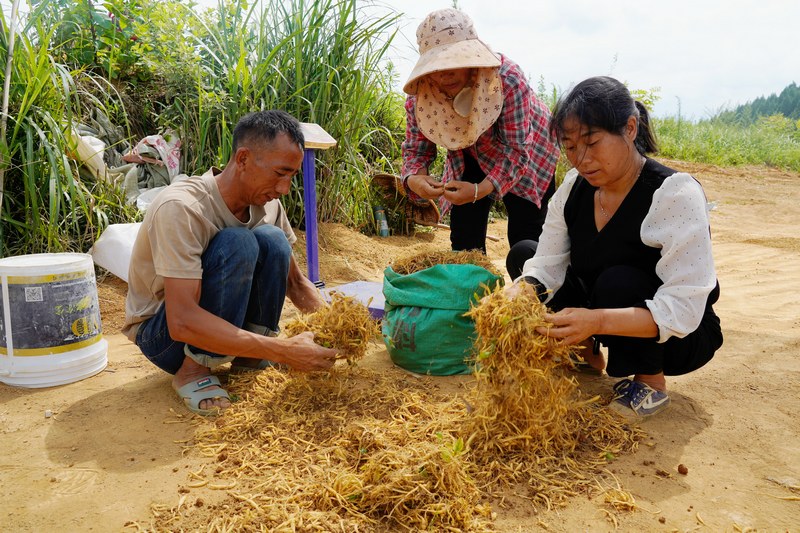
xmin=370 ymin=0 xmax=799 ymax=119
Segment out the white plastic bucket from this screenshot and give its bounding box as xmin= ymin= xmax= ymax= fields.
xmin=0 ymin=253 xmax=108 ymax=388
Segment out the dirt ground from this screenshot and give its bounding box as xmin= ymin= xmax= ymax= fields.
xmin=1 ymin=159 xmax=798 ymax=532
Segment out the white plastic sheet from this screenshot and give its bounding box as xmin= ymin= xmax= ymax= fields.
xmin=89 ymin=223 xmax=142 ymax=282
xmin=70 ymin=128 xmax=108 ymax=180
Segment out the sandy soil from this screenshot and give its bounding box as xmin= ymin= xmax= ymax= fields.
xmin=1 ymin=159 xmax=798 ymax=532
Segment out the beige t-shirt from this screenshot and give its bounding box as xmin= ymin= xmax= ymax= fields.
xmin=122 ymin=168 xmax=296 ymax=342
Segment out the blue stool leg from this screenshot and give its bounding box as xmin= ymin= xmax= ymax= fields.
xmin=302 ymin=148 xmax=323 ymax=287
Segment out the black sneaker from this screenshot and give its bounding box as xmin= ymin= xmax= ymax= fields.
xmin=611 ymin=379 xmax=670 ymax=417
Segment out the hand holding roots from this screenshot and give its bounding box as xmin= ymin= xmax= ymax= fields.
xmin=464 ymin=286 xmax=640 ymax=461
xmin=284 ymin=292 xmax=379 ymax=364
xmin=466 ymin=286 xmax=574 ymax=372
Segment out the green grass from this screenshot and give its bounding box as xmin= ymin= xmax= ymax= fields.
xmin=655 ymin=115 xmax=800 ymax=171
xmin=155 ymin=0 xmax=403 ymax=229
xmin=0 ymin=5 xmax=137 ymax=256
xmin=1 ymin=0 xmax=404 ymax=254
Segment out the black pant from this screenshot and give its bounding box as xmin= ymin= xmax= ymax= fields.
xmin=506 ymin=239 xmax=539 ymax=280
xmin=449 ymin=152 xmax=555 ymax=259
xmin=522 ymin=264 xmax=722 ymax=377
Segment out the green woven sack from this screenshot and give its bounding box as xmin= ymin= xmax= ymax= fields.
xmin=381 ymin=263 xmax=502 ymax=375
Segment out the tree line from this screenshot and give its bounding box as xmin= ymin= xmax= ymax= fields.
xmin=715 ymin=82 xmax=800 ymax=124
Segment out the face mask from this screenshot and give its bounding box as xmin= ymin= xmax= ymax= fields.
xmin=453 ymin=86 xmax=473 ymax=117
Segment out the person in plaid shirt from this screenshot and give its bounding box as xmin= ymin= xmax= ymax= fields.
xmin=401 ymin=8 xmax=559 ymax=275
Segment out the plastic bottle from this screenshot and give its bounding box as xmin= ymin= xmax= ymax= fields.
xmin=374 ymin=206 xmax=390 ymax=237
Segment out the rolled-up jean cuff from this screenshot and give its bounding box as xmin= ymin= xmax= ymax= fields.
xmin=244 ymin=322 xmax=279 ymax=337
xmin=184 ymin=345 xmax=234 ymax=368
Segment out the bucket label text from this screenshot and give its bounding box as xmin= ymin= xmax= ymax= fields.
xmin=0 ymin=272 xmax=103 ymax=351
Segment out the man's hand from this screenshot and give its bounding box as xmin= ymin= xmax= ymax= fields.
xmin=406 ymin=174 xmax=444 ymax=200
xmin=289 ymin=280 xmax=326 ymax=314
xmin=281 ymin=332 xmax=337 ymax=371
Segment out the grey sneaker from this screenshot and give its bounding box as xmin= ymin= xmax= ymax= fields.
xmin=612 ymin=379 xmax=670 ymax=417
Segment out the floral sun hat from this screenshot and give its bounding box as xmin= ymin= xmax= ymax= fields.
xmin=403 ymin=9 xmax=503 ymax=150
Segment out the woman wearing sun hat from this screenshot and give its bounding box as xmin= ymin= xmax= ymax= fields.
xmin=401 ymin=8 xmax=560 ymax=271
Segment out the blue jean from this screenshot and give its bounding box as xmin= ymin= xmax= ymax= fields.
xmin=135 ymin=225 xmax=291 ymax=374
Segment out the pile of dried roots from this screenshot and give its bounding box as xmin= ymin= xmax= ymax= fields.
xmin=390 ymin=249 xmax=502 ymax=277
xmin=141 ymin=286 xmax=643 ymax=532
xmin=463 ymin=288 xmax=643 ymax=503
xmin=141 ymin=368 xmax=490 ymax=532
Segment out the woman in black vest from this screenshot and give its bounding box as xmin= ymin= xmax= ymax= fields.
xmin=508 ymin=76 xmax=723 ymax=418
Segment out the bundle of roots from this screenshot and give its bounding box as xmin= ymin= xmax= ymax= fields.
xmin=462 ymin=288 xmax=643 ymax=491
xmin=284 ymin=292 xmax=379 ymax=363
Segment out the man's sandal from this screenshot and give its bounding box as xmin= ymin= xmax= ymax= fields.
xmin=173 ymin=376 xmax=230 ymax=415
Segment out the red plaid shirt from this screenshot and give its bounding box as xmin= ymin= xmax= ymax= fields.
xmin=401 ymin=55 xmax=559 ymax=214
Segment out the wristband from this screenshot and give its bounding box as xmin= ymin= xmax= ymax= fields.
xmin=472 ymin=183 xmax=478 ymax=203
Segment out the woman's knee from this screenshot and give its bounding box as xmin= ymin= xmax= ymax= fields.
xmin=506 ymin=239 xmax=538 ymax=279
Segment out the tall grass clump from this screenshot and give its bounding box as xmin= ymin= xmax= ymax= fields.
xmin=540 ymin=75 xmax=800 ymax=172
xmin=0 ymin=5 xmax=136 ymax=256
xmin=157 ymin=0 xmax=403 ymax=228
xmin=2 ymin=0 xmax=404 ymax=255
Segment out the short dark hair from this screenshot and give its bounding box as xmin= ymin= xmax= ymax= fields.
xmin=231 ymin=110 xmax=305 ymax=152
xmin=550 ymin=76 xmax=658 ymax=155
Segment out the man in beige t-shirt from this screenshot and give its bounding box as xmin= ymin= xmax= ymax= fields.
xmin=123 ymin=110 xmax=336 ymax=415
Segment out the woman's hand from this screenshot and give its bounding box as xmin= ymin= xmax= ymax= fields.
xmin=504 ymin=279 xmax=537 ymax=300
xmin=443 ymin=181 xmax=477 ymax=205
xmin=535 ymin=307 xmax=602 ymax=346
xmin=406 ymin=174 xmax=444 ymax=200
